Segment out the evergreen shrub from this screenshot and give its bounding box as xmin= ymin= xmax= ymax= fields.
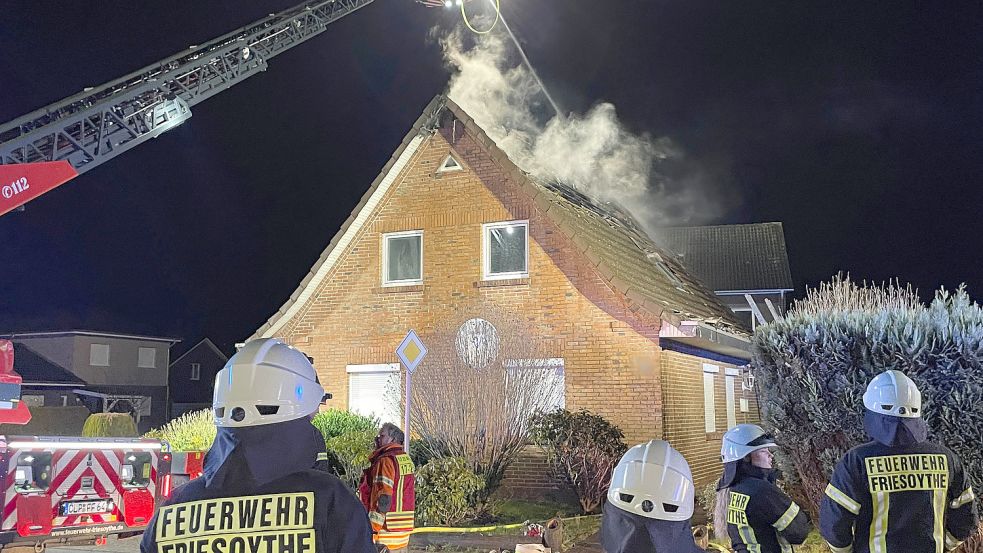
xmin=753 ymin=277 xmax=983 ymax=550
xmin=325 ymin=430 xmax=376 ymax=490
xmin=82 ymin=413 xmax=138 ymax=437
xmin=311 ymin=409 xmax=378 ymax=441
xmin=415 ymin=456 xmax=485 ymax=526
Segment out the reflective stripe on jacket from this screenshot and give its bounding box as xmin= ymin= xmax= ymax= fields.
xmin=726 ymin=466 xmax=811 ymax=553
xmin=819 ymin=440 xmax=979 ymax=553
xmin=359 ymin=444 xmax=416 ymax=550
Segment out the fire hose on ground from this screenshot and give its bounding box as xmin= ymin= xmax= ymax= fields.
xmin=412 ymin=515 xmax=733 ymax=551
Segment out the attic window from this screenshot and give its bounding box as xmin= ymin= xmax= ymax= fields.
xmin=437 ymin=154 xmax=462 ymax=173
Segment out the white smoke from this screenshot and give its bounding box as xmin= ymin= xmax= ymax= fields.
xmin=442 ymin=29 xmax=732 ymax=229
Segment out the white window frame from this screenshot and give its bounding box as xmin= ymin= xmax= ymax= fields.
xmin=437 ymin=154 xmax=463 ymax=173
xmin=703 ymin=364 xmax=719 ymax=433
xmin=90 ymin=344 xmax=110 ymax=367
xmin=382 ymin=230 xmax=424 ymax=287
xmin=346 ymin=363 xmax=401 ymax=424
xmin=504 ymin=357 xmax=565 ymax=411
xmin=725 ymin=367 xmax=740 ymax=429
xmin=137 ymin=347 xmax=157 ymax=369
xmin=190 ymin=363 xmax=201 ymax=381
xmin=482 ymin=220 xmax=529 ymax=281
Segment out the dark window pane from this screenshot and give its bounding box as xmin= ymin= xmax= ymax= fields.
xmin=489 ymin=225 xmax=526 ymax=274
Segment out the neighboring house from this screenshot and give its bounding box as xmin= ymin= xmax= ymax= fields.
xmin=248 ymin=96 xmax=762 ymax=486
xmin=0 ymin=331 xmax=179 ymax=432
xmin=0 ymin=343 xmax=91 ymax=435
xmin=658 ymin=223 xmax=795 ymax=330
xmin=168 ymin=338 xmax=228 ymax=418
xmin=10 ymin=342 xmax=87 ymax=408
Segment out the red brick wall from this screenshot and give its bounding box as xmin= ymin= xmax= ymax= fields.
xmin=268 ymin=123 xmax=673 ymax=444
xmin=660 ymin=350 xmax=762 ymax=487
xmin=497 ymin=446 xmax=576 ymax=503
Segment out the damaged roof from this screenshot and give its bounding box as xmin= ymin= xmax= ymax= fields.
xmin=657 ymin=223 xmax=794 ymax=292
xmin=253 ymin=95 xmax=746 ymax=340
xmin=441 ymin=99 xmax=746 ymax=331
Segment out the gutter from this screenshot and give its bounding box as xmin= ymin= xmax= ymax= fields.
xmin=714 ymin=289 xmax=793 ymax=295
xmin=659 ymin=320 xmax=752 ymax=359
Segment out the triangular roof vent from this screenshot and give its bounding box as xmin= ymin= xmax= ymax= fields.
xmin=438 ymin=154 xmax=463 ymax=173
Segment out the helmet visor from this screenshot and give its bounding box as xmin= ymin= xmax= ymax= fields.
xmin=747 ymin=433 xmax=776 ymax=447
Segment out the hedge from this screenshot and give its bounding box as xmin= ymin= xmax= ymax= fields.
xmin=752 ymin=278 xmax=983 ymax=550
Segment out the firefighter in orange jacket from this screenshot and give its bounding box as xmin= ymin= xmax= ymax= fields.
xmin=359 ymin=423 xmax=415 ymax=551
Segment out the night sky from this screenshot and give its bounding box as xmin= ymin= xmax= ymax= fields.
xmin=2 ymin=1 xmax=981 ymax=352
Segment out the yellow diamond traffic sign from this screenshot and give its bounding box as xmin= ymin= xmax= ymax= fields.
xmin=396 ymin=329 xmax=428 ymax=374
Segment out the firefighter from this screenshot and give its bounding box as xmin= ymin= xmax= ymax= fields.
xmin=140 ymin=338 xmax=376 ymax=553
xmin=820 ymin=369 xmax=979 ymax=553
xmin=601 ymin=440 xmax=705 ymax=553
xmin=715 ymin=424 xmax=811 ymax=553
xmin=359 ymin=423 xmax=416 ymax=552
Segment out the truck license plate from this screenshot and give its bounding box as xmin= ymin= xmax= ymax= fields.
xmin=60 ymin=500 xmax=109 ymax=516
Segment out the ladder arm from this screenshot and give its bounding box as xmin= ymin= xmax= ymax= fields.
xmin=0 ymin=0 xmax=374 ymax=215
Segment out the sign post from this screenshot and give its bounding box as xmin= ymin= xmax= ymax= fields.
xmin=395 ymin=330 xmax=427 ymax=440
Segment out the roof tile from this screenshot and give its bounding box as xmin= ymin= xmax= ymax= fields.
xmin=657 ymin=223 xmax=793 ymax=291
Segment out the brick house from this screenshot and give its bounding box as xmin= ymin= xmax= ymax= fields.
xmin=249 ymin=96 xmax=762 ymax=486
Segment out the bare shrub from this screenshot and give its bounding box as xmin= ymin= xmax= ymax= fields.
xmin=408 ymin=306 xmax=563 ymax=506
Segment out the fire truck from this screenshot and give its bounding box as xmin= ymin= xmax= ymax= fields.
xmin=0 ymin=0 xmax=496 ymax=545
xmin=0 ymin=340 xmax=173 ymax=551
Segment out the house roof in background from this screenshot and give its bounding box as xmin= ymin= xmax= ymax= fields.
xmin=12 ymin=343 xmax=86 ymax=386
xmin=1 ymin=330 xmax=180 ymax=344
xmin=169 ymin=338 xmax=228 ymax=367
xmin=657 ymin=223 xmax=794 ymax=292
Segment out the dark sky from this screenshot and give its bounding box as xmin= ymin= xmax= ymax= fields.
xmin=2 ymin=1 xmax=982 ymax=352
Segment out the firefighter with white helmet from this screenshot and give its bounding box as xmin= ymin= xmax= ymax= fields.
xmin=141 ymin=338 xmax=376 ymax=553
xmin=715 ymin=423 xmax=811 ymax=553
xmin=820 ymin=370 xmax=979 ymax=552
xmin=601 ymin=440 xmax=704 ymax=552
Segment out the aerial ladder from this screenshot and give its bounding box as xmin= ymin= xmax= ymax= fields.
xmin=0 ymin=0 xmax=488 ymax=216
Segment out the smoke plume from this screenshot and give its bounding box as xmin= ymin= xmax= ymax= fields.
xmin=441 ymin=29 xmax=733 ymax=230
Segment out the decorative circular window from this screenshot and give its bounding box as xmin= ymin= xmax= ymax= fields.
xmin=455 ymin=318 xmax=500 ymax=369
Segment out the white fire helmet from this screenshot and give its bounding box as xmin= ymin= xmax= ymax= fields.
xmin=863 ymin=370 xmax=922 ymax=418
xmin=213 ymin=338 xmax=326 ymax=428
xmin=721 ymin=424 xmax=777 ymax=464
xmin=607 ymin=440 xmax=694 ymax=521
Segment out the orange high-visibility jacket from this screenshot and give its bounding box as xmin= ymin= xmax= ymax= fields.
xmin=359 ymin=444 xmax=415 ymax=550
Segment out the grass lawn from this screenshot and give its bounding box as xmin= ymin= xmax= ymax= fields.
xmin=413 ymin=499 xmax=601 ymax=552
xmin=491 ymin=499 xmax=580 ymax=523
xmin=711 ymin=530 xmax=830 ymax=552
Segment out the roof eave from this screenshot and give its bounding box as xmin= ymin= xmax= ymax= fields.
xmin=659 ymin=320 xmax=752 ymax=360
xmin=715 ymin=288 xmax=794 ymax=295
xmin=2 ymin=331 xmax=181 ymax=345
